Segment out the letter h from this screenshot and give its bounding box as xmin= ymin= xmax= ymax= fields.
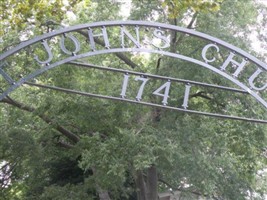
xmin=88 ymin=26 xmax=110 ymax=50
xmin=220 ymin=52 xmax=247 ymax=78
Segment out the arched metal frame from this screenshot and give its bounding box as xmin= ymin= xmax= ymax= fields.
xmin=0 ymin=21 xmax=266 ymax=122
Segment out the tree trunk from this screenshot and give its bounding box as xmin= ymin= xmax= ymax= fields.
xmin=97 ymin=187 xmax=111 ymax=200
xmin=136 ymin=170 xmax=147 ymax=200
xmin=147 ymin=165 xmax=158 ymax=200
xmin=91 ymin=167 xmax=111 ymax=200
xmin=135 ymin=166 xmax=159 ymax=200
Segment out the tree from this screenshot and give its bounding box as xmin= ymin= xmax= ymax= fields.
xmin=0 ymin=0 xmax=266 ymax=199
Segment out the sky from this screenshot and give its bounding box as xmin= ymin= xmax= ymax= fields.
xmin=258 ymin=0 xmax=267 ymax=4
xmin=251 ymin=0 xmax=267 ymax=59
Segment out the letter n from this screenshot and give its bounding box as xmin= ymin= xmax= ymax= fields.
xmin=120 ymin=26 xmax=141 ymax=48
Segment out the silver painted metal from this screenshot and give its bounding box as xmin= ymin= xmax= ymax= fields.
xmin=24 ymin=81 xmax=267 ymax=124
xmin=60 ymin=34 xmax=81 ymax=55
xmin=88 ymin=26 xmax=110 ymax=50
xmin=120 ymin=73 xmax=130 ymax=98
xmin=69 ymin=61 xmax=248 ymax=94
xmin=2 ymin=47 xmax=266 ymax=109
xmin=121 ymin=25 xmax=141 ymax=48
xmin=0 ymin=21 xmax=266 ymax=118
xmin=34 ymin=40 xmax=54 ymax=64
xmin=220 ymin=52 xmax=247 ymax=78
xmin=1 ymin=21 xmax=266 ymax=68
xmin=134 ymin=76 xmax=149 ymax=101
xmin=182 ymin=84 xmax=191 ymax=109
xmin=152 ymin=81 xmax=171 ymax=106
xmin=201 ymin=44 xmax=219 ymax=63
xmin=249 ymin=68 xmax=267 ymax=91
xmin=0 ymin=62 xmax=14 ymax=85
xmin=151 ymin=29 xmax=170 ymax=49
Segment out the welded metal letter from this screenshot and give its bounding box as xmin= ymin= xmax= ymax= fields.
xmin=88 ymin=26 xmax=110 ymax=50
xmin=248 ymin=68 xmax=267 ymax=91
xmin=34 ymin=40 xmax=53 ymax=64
xmin=153 ymin=81 xmax=171 ymax=105
xmin=220 ymin=52 xmax=248 ymax=77
xmin=120 ymin=26 xmax=141 ymax=48
xmin=201 ymin=44 xmax=219 ymax=63
xmin=60 ymin=34 xmax=81 ymax=55
xmin=182 ymin=84 xmax=192 ymax=109
xmin=152 ymin=29 xmax=170 ymax=49
xmin=120 ymin=74 xmax=130 ymax=98
xmin=135 ymin=76 xmax=149 ymax=101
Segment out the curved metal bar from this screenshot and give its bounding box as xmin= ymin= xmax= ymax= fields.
xmin=69 ymin=61 xmax=248 ymax=94
xmin=24 ymin=81 xmax=267 ymax=124
xmin=1 ymin=48 xmax=267 ymax=110
xmin=1 ymin=21 xmax=266 ymax=70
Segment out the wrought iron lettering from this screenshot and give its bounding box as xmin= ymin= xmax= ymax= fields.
xmin=120 ymin=26 xmax=141 ymax=48
xmin=135 ymin=76 xmax=149 ymax=101
xmin=60 ymin=34 xmax=81 ymax=55
xmin=182 ymin=84 xmax=192 ymax=109
xmin=24 ymin=81 xmax=267 ymax=123
xmin=120 ymin=73 xmax=129 ymax=98
xmin=220 ymin=52 xmax=248 ymax=78
xmin=1 ymin=21 xmax=266 ymax=121
xmin=248 ymin=68 xmax=267 ymax=91
xmin=88 ymin=26 xmax=110 ymax=50
xmin=153 ymin=81 xmax=171 ymax=106
xmin=151 ymin=29 xmax=170 ymax=49
xmin=201 ymin=44 xmax=219 ymax=63
xmin=120 ymin=74 xmax=194 ymax=109
xmin=34 ymin=40 xmax=53 ymax=64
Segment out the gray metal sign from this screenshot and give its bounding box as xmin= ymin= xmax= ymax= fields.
xmin=0 ymin=21 xmax=266 ymax=123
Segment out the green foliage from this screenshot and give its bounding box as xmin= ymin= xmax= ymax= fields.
xmin=0 ymin=0 xmax=84 ymax=32
xmin=39 ymin=183 xmax=95 ymax=200
xmin=162 ymin=0 xmax=224 ymax=18
xmin=1 ymin=0 xmax=266 ymax=200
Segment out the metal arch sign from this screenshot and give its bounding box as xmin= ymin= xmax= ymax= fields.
xmin=0 ymin=21 xmax=266 ymax=123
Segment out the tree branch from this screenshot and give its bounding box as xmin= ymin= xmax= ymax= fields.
xmin=1 ymin=96 xmax=80 ymax=143
xmin=190 ymin=91 xmax=212 ymax=100
xmin=56 ymin=140 xmax=75 ymax=149
xmin=171 ymin=18 xmax=178 ymax=44
xmin=186 ymin=12 xmax=198 ymax=29
xmin=170 ymin=12 xmax=198 ymax=52
xmin=55 ymin=135 xmax=74 ymax=149
xmin=157 ymin=177 xmax=175 ymax=191
xmin=177 ymin=12 xmax=198 ymax=42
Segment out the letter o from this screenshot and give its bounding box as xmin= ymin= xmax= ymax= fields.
xmin=60 ymin=34 xmax=81 ymax=55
